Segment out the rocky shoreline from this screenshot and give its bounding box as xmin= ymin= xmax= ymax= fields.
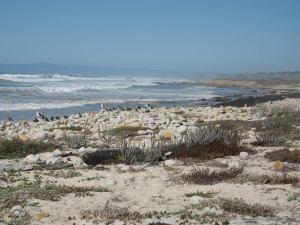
xmin=0 ymin=98 xmax=300 ymax=225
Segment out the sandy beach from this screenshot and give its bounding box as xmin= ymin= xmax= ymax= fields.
xmin=0 ymin=97 xmax=299 ymax=225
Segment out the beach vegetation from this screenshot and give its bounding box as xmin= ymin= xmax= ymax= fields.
xmin=185 ymin=191 xmax=218 ymax=198
xmin=178 ymin=167 xmax=243 ymax=185
xmin=81 ymin=201 xmax=144 ymax=224
xmin=287 ymin=192 xmax=300 ymax=201
xmin=173 ymin=111 xmax=185 ymax=115
xmin=44 ymin=169 xmax=82 ymax=178
xmin=48 ymin=126 xmax=83 ymax=132
xmin=103 ymin=126 xmax=148 ymax=138
xmin=194 ymin=197 xmax=274 ymax=217
xmin=162 ymin=125 xmax=254 ymax=161
xmin=120 ymin=146 xmax=162 ymax=165
xmin=0 ymin=139 xmax=56 ymax=159
xmin=65 ymin=134 xmax=86 ymax=149
xmin=234 ymin=173 xmax=299 ymax=185
xmin=264 ymin=149 xmax=300 ymax=163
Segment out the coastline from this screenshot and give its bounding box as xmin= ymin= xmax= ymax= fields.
xmin=0 ymin=97 xmax=300 ymax=224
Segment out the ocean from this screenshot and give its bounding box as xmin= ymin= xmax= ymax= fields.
xmin=0 ymin=73 xmax=254 ymax=121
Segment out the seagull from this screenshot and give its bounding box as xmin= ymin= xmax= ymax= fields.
xmin=36 ymin=111 xmax=42 ymax=117
xmin=33 ymin=118 xmax=39 ymax=122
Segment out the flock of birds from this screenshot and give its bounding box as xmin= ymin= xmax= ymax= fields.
xmin=28 ymin=104 xmax=155 ymax=123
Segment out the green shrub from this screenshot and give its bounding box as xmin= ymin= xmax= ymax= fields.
xmin=0 ymin=139 xmax=56 ymax=159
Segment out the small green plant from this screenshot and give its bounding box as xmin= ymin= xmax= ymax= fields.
xmin=65 ymin=134 xmax=86 ymax=149
xmin=111 ymin=196 xmax=128 ymax=203
xmin=44 ymin=169 xmax=82 ymax=178
xmin=185 ymin=191 xmax=218 ymax=198
xmin=0 ymin=139 xmax=56 ymax=159
xmin=81 ymin=201 xmax=143 ymax=224
xmin=174 ymin=111 xmax=185 ymax=115
xmin=163 ymin=165 xmax=180 ymax=173
xmin=103 ymin=127 xmax=148 ymax=138
xmin=287 ymin=192 xmax=300 ymax=201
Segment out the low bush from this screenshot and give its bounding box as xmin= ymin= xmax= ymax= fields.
xmin=81 ymin=201 xmax=143 ymax=224
xmin=264 ymin=149 xmax=300 ymax=163
xmin=120 ymin=146 xmax=162 ymax=165
xmin=103 ymin=127 xmax=148 ymax=138
xmin=65 ymin=134 xmax=86 ymax=149
xmin=234 ymin=173 xmax=299 ymax=185
xmin=0 ymin=139 xmax=56 ymax=159
xmin=179 ymin=167 xmax=243 ymax=185
xmin=185 ymin=191 xmax=218 ymax=198
xmin=166 ymin=141 xmax=252 ymax=161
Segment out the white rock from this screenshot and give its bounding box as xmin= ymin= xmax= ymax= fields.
xmin=30 ymin=131 xmax=47 ymax=140
xmin=23 ymin=154 xmax=40 ymax=163
xmin=177 ymin=126 xmax=188 ymax=135
xmin=46 ymin=157 xmax=63 ymax=165
xmin=164 ymin=159 xmax=176 ymax=166
xmin=228 ymin=161 xmax=240 ymax=168
xmin=10 ymin=205 xmax=23 ymax=215
xmin=190 ymin=196 xmax=203 ymax=204
xmin=138 ymin=130 xmax=148 ymax=135
xmin=78 ymin=147 xmax=86 ymax=153
xmin=188 ymin=126 xmax=200 ymax=133
xmin=146 ymin=129 xmax=155 ymax=134
xmin=52 ymin=149 xmax=62 ymax=156
xmin=239 ymin=152 xmax=249 ymax=158
xmin=106 ymin=179 xmax=117 ymax=186
xmin=132 ymin=165 xmax=145 ymax=171
xmin=55 ymin=131 xmax=65 ymax=140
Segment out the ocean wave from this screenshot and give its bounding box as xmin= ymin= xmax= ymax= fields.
xmin=0 ymin=73 xmax=184 ymax=84
xmin=36 ymin=85 xmax=132 ymax=93
xmin=0 ymin=94 xmax=219 ymax=111
xmin=0 ymin=99 xmax=126 ymax=111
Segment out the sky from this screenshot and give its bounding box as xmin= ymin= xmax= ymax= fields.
xmin=0 ymin=0 xmax=299 ymax=74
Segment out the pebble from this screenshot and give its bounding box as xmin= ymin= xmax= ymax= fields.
xmin=164 ymin=159 xmax=176 ymax=166
xmin=46 ymin=157 xmax=63 ymax=165
xmin=190 ymin=196 xmax=204 ymax=204
xmin=239 ymin=152 xmax=249 ymax=158
xmin=13 ymin=180 xmax=27 ymax=187
xmin=23 ymin=154 xmax=40 ymax=163
xmin=106 ymin=179 xmax=117 ymax=186
xmin=228 ymin=161 xmax=240 ymax=168
xmin=272 ymin=160 xmax=284 ymax=169
xmin=138 ymin=130 xmax=148 ymax=135
xmin=177 ymin=125 xmax=188 ymax=135
xmin=34 ymin=212 xmax=50 ymax=220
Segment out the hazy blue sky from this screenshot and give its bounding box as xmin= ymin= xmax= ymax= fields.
xmin=0 ymin=0 xmax=299 ymax=73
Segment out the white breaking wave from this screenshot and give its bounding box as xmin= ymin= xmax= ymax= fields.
xmin=36 ymin=85 xmax=132 ymax=93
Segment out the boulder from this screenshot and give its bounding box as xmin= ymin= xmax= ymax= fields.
xmin=30 ymin=131 xmax=47 ymax=140
xmin=54 ymin=131 xmax=65 ymax=140
xmin=46 ymin=157 xmax=63 ymax=165
xmin=138 ymin=130 xmax=148 ymax=135
xmin=164 ymin=159 xmax=176 ymax=166
xmin=177 ymin=126 xmax=188 ymax=135
xmin=23 ymin=154 xmax=40 ymax=163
